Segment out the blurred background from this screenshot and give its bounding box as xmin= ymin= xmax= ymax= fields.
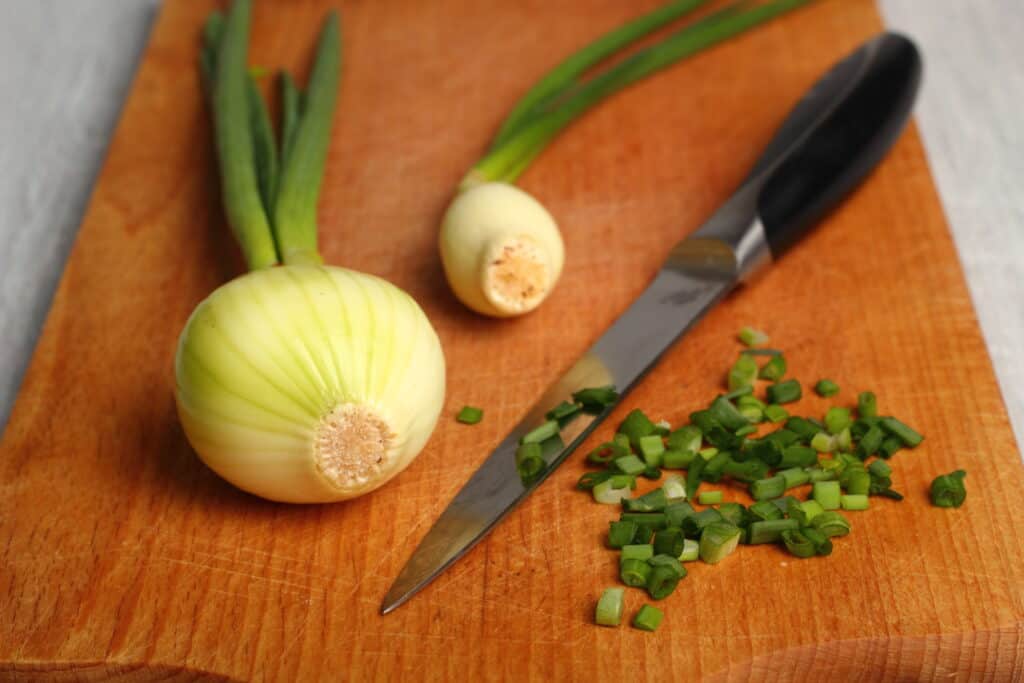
xmin=0 ymin=0 xmax=1021 ymax=447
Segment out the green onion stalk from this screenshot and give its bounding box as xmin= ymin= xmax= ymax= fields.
xmin=177 ymin=0 xmax=445 ymax=503
xmin=439 ymin=0 xmax=815 ymax=317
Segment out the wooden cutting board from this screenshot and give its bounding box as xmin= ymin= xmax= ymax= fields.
xmin=2 ymin=0 xmax=1022 ymax=680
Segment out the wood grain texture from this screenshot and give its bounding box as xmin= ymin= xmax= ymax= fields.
xmin=2 ymin=0 xmax=1023 ymax=680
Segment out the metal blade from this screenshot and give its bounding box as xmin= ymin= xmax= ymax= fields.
xmin=381 ymin=259 xmax=736 ymax=614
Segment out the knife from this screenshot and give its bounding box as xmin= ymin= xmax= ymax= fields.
xmin=382 ymin=31 xmax=922 ymax=614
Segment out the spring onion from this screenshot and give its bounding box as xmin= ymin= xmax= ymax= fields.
xmin=840 ymin=494 xmax=869 ymax=511
xmin=456 ymin=406 xmax=483 ymax=424
xmin=441 ymin=2 xmax=813 ymax=317
xmin=780 ymin=529 xmax=816 ymax=558
xmin=824 ymin=407 xmax=851 ymax=435
xmin=576 ymin=470 xmax=613 ymax=490
xmin=801 ymin=527 xmax=833 ymax=556
xmin=546 ymin=400 xmax=582 ymax=425
xmin=699 ymin=447 xmax=720 ymax=461
xmin=522 ymin=419 xmax=559 ymax=444
xmin=725 ymin=385 xmax=755 ymax=401
xmin=785 ymin=417 xmax=819 ymax=441
xmin=834 ymin=427 xmax=853 ymax=453
xmin=811 ymin=481 xmax=840 ymax=510
xmin=717 ymin=502 xmax=747 ymax=527
xmin=758 ymin=354 xmax=787 ymax=381
xmin=665 ymin=501 xmax=697 ymax=527
xmin=621 ymin=558 xmax=654 ymax=587
xmin=614 ymin=455 xmax=647 ymax=476
xmin=668 ymin=425 xmax=702 ymax=453
xmin=686 ymin=455 xmax=706 ymax=499
xmin=868 ymin=459 xmax=892 ymax=479
xmin=779 ymin=445 xmax=817 ymax=468
xmin=767 ymin=379 xmax=802 ymax=404
xmin=878 ymin=435 xmax=904 ymax=459
xmin=930 ymin=470 xmax=967 ymax=508
xmin=595 ymin=588 xmax=625 ymax=627
xmin=679 ymin=538 xmax=700 ymax=562
xmin=738 ymin=326 xmax=769 ymax=346
xmin=699 ymin=522 xmax=742 ymax=564
xmin=646 ymin=555 xmax=685 ymax=600
xmin=587 ymin=441 xmax=629 ymax=465
xmin=778 ymin=467 xmax=810 ymax=489
xmin=662 ymin=449 xmax=696 ymax=469
xmin=608 ymin=520 xmax=640 ymax=548
xmin=764 ymin=404 xmax=790 ymax=424
xmin=811 ymin=432 xmax=835 ymax=453
xmin=814 ymin=379 xmax=840 ymax=397
xmin=178 ymin=3 xmax=447 ymax=503
xmin=843 ymin=469 xmax=871 ymax=496
xmin=747 ymin=500 xmax=784 ymax=523
xmin=632 ymin=604 xmax=665 ymax=631
xmin=681 ymin=508 xmax=723 ymax=538
xmin=857 ymin=425 xmax=885 ymax=458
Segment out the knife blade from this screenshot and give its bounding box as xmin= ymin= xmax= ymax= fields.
xmin=381 ymin=31 xmax=922 ymax=614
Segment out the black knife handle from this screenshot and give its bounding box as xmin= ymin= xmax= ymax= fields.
xmin=752 ymin=33 xmax=922 ymax=258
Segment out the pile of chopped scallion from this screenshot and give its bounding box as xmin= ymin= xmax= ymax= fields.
xmin=580 ymin=328 xmax=929 ymax=631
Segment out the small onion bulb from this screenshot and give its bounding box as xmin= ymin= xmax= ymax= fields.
xmin=439 ymin=181 xmax=565 ymax=317
xmin=174 ymin=265 xmax=446 ymax=503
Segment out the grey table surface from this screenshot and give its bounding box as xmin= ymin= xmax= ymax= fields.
xmin=1 ymin=1 xmax=1022 ymax=451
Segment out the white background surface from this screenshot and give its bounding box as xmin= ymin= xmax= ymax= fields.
xmin=1 ymin=1 xmax=1021 ymax=450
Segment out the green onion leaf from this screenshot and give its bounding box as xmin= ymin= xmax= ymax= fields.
xmin=767 ymin=379 xmax=802 ymax=404
xmin=632 ymin=604 xmax=665 ymax=632
xmin=456 ymin=406 xmax=483 ymax=424
xmin=930 ymin=470 xmax=967 ymax=508
xmin=595 ymin=587 xmax=625 ymax=627
xmin=814 ymin=379 xmax=840 ymax=397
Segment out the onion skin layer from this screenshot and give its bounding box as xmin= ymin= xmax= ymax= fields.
xmin=174 ymin=265 xmax=446 ymax=503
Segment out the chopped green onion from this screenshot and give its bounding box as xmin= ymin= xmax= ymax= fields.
xmin=521 ymin=419 xmax=558 ymax=444
xmin=805 ymin=467 xmax=834 ymax=483
xmin=738 ymin=326 xmax=769 ymax=346
xmin=868 ymin=459 xmax=892 ymax=479
xmin=621 ymin=544 xmax=654 ymax=562
xmin=750 ymin=475 xmax=787 ymax=501
xmin=586 ymin=441 xmax=629 ymax=464
xmin=778 ymin=467 xmax=810 ymax=489
xmin=747 ymin=500 xmax=784 ymax=523
xmin=576 ymin=470 xmax=613 ymax=490
xmin=515 ymin=442 xmax=546 ymax=480
xmin=610 ymin=474 xmax=637 ymax=490
xmin=619 ymin=409 xmax=657 ymax=449
xmin=716 ymin=502 xmax=746 ymax=527
xmin=699 ymin=447 xmax=719 ymax=461
xmin=930 ymin=470 xmax=967 ymax=508
xmin=857 ymin=425 xmax=885 ymax=458
xmin=620 ymin=558 xmax=652 ymax=587
xmin=758 ymin=354 xmax=787 ymax=381
xmin=748 ymin=518 xmax=799 ymax=544
xmin=573 ymin=385 xmax=619 ymax=412
xmin=767 ymin=379 xmax=802 ymax=404
xmin=653 ymin=527 xmax=686 ymax=557
xmin=688 ymin=410 xmax=719 ymax=435
xmin=632 ymin=604 xmax=664 ymax=632
xmin=699 ymin=522 xmax=742 ymax=564
xmin=620 ymin=512 xmax=667 ymax=530
xmin=595 ymin=587 xmax=625 ymax=627
xmin=665 ymin=501 xmax=696 ymax=527
xmin=623 ymin=488 xmax=668 ymax=513
xmin=810 ymin=511 xmax=851 ymax=537
xmin=746 ymin=439 xmax=783 ymax=467
xmin=735 ymin=424 xmax=759 ymax=437
xmin=785 ymin=417 xmax=820 ymax=441
xmin=638 ymin=434 xmax=666 ymax=467
xmin=779 ymin=445 xmax=817 ymax=468
xmin=737 ymin=395 xmax=767 ymax=410
xmin=781 ymin=529 xmax=816 ymax=558
xmin=824 ymin=407 xmax=851 ymax=435
xmin=721 ymin=458 xmax=770 ymax=483
xmin=814 ymin=379 xmax=840 ymax=397
xmin=801 ymin=527 xmax=833 ymax=556
xmin=843 ymin=469 xmax=871 ymax=496
xmin=834 ymin=427 xmax=852 ymax=453
xmin=871 ymin=485 xmax=904 ymax=501
xmin=813 ymin=481 xmax=841 ymax=510
xmin=608 ymin=520 xmax=640 ymax=548
xmin=784 ymin=498 xmax=810 ymax=526
xmin=701 ymin=451 xmax=733 ymax=483
xmin=613 ymin=433 xmax=632 ymax=452
xmin=679 ymin=538 xmax=700 ymax=562
xmin=593 ymin=477 xmax=632 ymax=504
xmin=546 ymin=400 xmax=582 ymax=425
xmin=698 ymin=490 xmax=723 ymax=505
xmin=857 ymin=391 xmax=878 ymax=419
xmin=725 ymin=385 xmax=755 ymax=401
xmin=728 ymin=354 xmax=759 ymax=391
xmin=646 ymin=562 xmax=683 ymax=600
xmin=456 ymin=406 xmax=483 ymax=424
xmin=840 ymin=494 xmax=869 ymax=511
xmin=662 ymin=473 xmax=687 ymax=501
xmin=880 ymin=417 xmax=924 ymax=448
xmin=799 ymin=500 xmax=824 ymax=522
xmin=878 ymin=435 xmax=904 ymax=459
xmin=662 ymin=449 xmax=696 ymax=469
xmin=686 ymin=455 xmax=707 ymax=500
xmin=667 ymin=425 xmax=702 ymax=453
xmin=613 ymin=454 xmax=646 ymax=476
xmin=680 ymin=508 xmax=723 ymax=538
xmin=811 ymin=432 xmax=835 ymax=453
xmin=763 ymin=404 xmax=790 ymax=424
xmin=709 ymin=396 xmax=750 ymax=431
